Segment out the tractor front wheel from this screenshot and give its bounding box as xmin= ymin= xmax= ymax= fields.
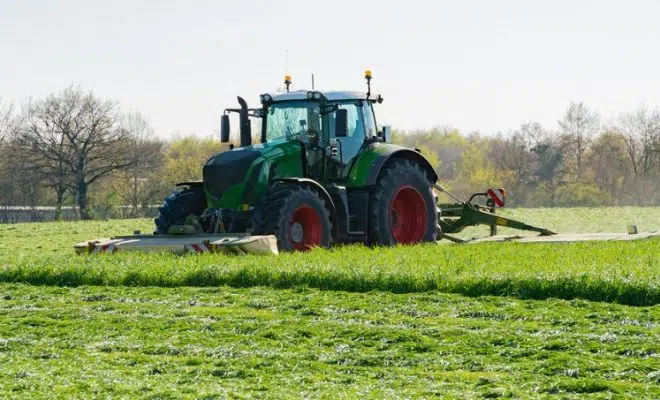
xmin=369 ymin=160 xmax=437 ymax=245
xmin=255 ymin=184 xmax=331 ymax=251
xmin=154 ymin=186 xmax=206 ymax=235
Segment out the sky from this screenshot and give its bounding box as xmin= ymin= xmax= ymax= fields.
xmin=1 ymin=0 xmax=659 ymax=138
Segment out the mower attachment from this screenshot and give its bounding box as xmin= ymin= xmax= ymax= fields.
xmin=436 ymin=186 xmax=556 ymax=242
xmin=74 ymin=234 xmax=278 ymax=255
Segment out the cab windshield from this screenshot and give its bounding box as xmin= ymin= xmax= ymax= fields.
xmin=265 ymin=101 xmax=321 ymax=142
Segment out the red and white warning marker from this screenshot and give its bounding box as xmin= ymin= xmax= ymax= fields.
xmin=93 ymin=243 xmax=118 ymax=254
xmin=184 ymin=243 xmax=211 ymax=254
xmin=487 ymin=188 xmax=506 ymax=207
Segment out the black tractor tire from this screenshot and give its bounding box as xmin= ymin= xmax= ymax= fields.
xmin=254 ymin=184 xmax=332 ymax=251
xmin=369 ymin=159 xmax=437 ymax=245
xmin=154 ymin=186 xmax=207 ymax=235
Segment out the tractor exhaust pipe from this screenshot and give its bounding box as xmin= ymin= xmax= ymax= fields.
xmin=237 ymin=96 xmax=252 ymax=147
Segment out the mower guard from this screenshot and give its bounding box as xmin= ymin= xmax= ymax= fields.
xmin=74 ymin=234 xmax=278 ymax=255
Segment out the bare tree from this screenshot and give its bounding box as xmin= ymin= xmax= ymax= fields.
xmin=490 ymin=122 xmax=546 ymax=185
xmin=490 ymin=132 xmax=531 ymax=182
xmin=0 ymin=144 xmax=45 ymax=215
xmin=11 ymin=99 xmax=71 ymax=219
xmin=0 ymin=143 xmax=16 ymax=218
xmin=488 ymin=122 xmax=571 ymax=206
xmin=531 ymin=133 xmax=570 ymax=204
xmin=615 ymin=106 xmax=660 ymax=178
xmin=0 ymin=100 xmax=19 ymax=218
xmin=0 ymin=98 xmax=46 ymax=218
xmin=588 ymin=131 xmax=631 ymax=203
xmin=15 ymin=86 xmax=136 ymax=219
xmin=0 ymin=97 xmax=15 ymax=143
xmin=114 ymin=111 xmax=165 ymax=215
xmin=558 ymin=102 xmax=600 ymax=177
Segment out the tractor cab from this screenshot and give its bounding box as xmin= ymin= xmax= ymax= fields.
xmin=219 ymin=72 xmax=391 ymax=185
xmin=259 ymin=89 xmax=387 ymax=181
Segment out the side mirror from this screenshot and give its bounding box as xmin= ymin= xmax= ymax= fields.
xmin=335 ymin=108 xmax=348 ymax=138
xmin=220 ymin=115 xmax=230 ymax=143
xmin=382 ymin=125 xmax=392 ymax=143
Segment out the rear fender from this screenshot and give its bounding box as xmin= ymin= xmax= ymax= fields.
xmin=271 ymin=178 xmax=339 ymax=240
xmin=347 ymin=143 xmax=438 ymax=188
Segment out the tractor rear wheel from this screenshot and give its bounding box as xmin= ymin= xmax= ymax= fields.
xmin=154 ymin=186 xmax=206 ymax=234
xmin=255 ymin=184 xmax=331 ymax=251
xmin=369 ymin=160 xmax=437 ymax=245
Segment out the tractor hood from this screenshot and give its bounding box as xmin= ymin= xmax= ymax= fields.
xmin=203 ymin=149 xmax=261 ymax=200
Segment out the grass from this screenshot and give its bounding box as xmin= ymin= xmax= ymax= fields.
xmin=0 ymin=207 xmax=659 ymax=305
xmin=0 ymin=284 xmax=658 ymax=399
xmin=0 ymin=207 xmax=659 ymax=398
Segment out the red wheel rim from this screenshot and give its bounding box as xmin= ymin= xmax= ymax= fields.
xmin=389 ymin=186 xmax=427 ymax=244
xmin=290 ymin=205 xmax=323 ymax=251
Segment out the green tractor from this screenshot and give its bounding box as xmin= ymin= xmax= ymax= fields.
xmin=154 ymin=72 xmax=440 ymax=251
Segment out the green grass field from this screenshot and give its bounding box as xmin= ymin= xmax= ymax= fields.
xmin=0 ymin=207 xmax=659 ymax=398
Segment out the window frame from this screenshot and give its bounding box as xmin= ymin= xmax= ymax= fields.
xmin=263 ymin=100 xmax=321 ymax=142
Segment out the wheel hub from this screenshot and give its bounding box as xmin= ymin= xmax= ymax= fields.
xmin=291 ymin=222 xmax=304 ymax=243
xmin=289 ymin=205 xmax=323 ymax=251
xmin=388 ymin=186 xmax=427 ymax=244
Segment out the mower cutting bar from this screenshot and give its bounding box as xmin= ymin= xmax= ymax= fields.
xmin=74 ymin=234 xmax=278 ymax=256
xmin=466 ymin=231 xmax=660 ymax=244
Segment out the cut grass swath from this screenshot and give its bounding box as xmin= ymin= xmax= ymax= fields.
xmin=1 ymin=239 xmax=658 ymax=305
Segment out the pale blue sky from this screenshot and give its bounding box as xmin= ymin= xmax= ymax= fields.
xmin=1 ymin=0 xmax=659 ymax=137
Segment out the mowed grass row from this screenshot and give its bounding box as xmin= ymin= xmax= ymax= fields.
xmin=1 ymin=284 xmax=658 ymax=398
xmin=1 ymin=208 xmax=659 ymax=305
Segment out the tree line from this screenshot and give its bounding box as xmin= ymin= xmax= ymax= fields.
xmin=394 ymin=102 xmax=660 ymax=206
xmin=1 ymin=87 xmax=658 ymax=222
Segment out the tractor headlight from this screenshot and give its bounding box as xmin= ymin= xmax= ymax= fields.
xmin=306 ymin=91 xmax=314 ymax=100
xmin=313 ymin=92 xmax=322 ymax=100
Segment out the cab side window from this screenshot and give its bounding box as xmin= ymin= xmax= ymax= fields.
xmin=338 ymin=102 xmax=364 ymax=139
xmin=329 ymin=102 xmax=366 ymax=167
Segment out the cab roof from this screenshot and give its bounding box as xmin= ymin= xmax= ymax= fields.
xmin=267 ymin=90 xmax=379 ymax=103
